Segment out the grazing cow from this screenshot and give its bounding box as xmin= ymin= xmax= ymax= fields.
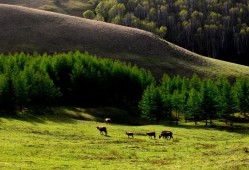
xmin=159 ymin=131 xmax=173 ymax=140
xmin=105 ymin=118 xmax=111 ymax=125
xmin=97 ymin=126 xmax=107 ymax=135
xmin=126 ymin=132 xmax=134 ymax=138
xmin=146 ymin=132 xmax=156 ymax=139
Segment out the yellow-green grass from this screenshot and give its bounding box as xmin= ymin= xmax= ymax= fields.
xmin=0 ymin=109 xmax=248 ymax=169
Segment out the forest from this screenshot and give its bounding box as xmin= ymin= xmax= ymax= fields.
xmin=0 ymin=51 xmax=154 ymax=111
xmin=0 ymin=51 xmax=248 ymax=126
xmin=81 ymin=0 xmax=249 ymax=65
xmin=139 ymin=74 xmax=249 ymax=126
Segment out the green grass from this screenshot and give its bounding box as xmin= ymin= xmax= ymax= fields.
xmin=0 ymin=108 xmax=248 ymax=169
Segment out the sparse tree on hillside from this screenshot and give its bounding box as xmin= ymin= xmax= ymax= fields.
xmin=83 ymin=10 xmax=95 ymax=19
xmin=157 ymin=26 xmax=167 ymax=37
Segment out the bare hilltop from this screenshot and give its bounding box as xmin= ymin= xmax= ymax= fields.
xmin=1 ymin=4 xmax=249 ymax=79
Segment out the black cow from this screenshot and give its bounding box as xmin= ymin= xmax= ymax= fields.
xmin=146 ymin=132 xmax=156 ymax=139
xmin=126 ymin=132 xmax=134 ymax=138
xmin=97 ymin=126 xmax=107 ymax=135
xmin=159 ymin=131 xmax=173 ymax=140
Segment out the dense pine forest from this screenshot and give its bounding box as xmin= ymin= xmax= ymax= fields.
xmin=0 ymin=51 xmax=154 ymax=111
xmin=139 ymin=74 xmax=249 ymax=126
xmin=80 ymin=0 xmax=249 ymax=64
xmin=0 ymin=51 xmax=248 ymax=126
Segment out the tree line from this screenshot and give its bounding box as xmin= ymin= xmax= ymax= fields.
xmin=0 ymin=51 xmax=154 ymax=112
xmin=1 ymin=51 xmax=249 ymax=126
xmin=139 ymin=74 xmax=249 ymax=126
xmin=81 ymin=0 xmax=249 ymax=65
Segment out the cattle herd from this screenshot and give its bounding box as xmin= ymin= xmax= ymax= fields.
xmin=97 ymin=118 xmax=174 ymax=140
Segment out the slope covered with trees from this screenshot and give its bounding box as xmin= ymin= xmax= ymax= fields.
xmin=1 ymin=4 xmax=249 ymax=79
xmin=82 ymin=0 xmax=249 ymax=64
xmin=2 ymin=0 xmax=248 ymax=65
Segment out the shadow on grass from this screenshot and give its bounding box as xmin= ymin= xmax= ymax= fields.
xmin=0 ymin=107 xmax=77 ymax=125
xmin=0 ymin=106 xmax=145 ymax=125
xmin=1 ymin=107 xmax=248 ymax=136
xmin=160 ymin=122 xmax=249 ymax=135
xmin=65 ymin=106 xmax=147 ymax=125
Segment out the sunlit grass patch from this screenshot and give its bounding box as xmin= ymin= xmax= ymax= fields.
xmin=0 ymin=114 xmax=248 ymax=169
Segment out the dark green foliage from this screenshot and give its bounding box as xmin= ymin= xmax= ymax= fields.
xmin=1 ymin=51 xmax=249 ymax=123
xmin=12 ymin=71 xmax=29 ymax=111
xmin=0 ymin=51 xmax=154 ymax=113
xmin=200 ymin=79 xmax=219 ymax=126
xmin=233 ymin=77 xmax=249 ymax=117
xmin=185 ymin=88 xmax=202 ymax=125
xmin=215 ymin=77 xmax=237 ymax=125
xmin=0 ymin=74 xmax=9 ymax=107
xmin=139 ymin=74 xmax=249 ymax=126
xmin=28 ymin=70 xmax=60 ymax=106
xmin=52 ymin=53 xmax=74 ymax=104
xmin=139 ymin=85 xmax=165 ymax=124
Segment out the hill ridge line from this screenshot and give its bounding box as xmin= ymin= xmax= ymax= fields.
xmin=1 ymin=3 xmax=249 ymax=78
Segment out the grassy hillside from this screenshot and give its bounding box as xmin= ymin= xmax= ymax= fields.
xmin=1 ymin=4 xmax=249 ymax=79
xmin=0 ymin=0 xmax=86 ymax=16
xmin=0 ymin=108 xmax=248 ymax=169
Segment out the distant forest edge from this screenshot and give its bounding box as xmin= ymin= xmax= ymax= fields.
xmin=1 ymin=1 xmax=249 ymax=64
xmin=80 ymin=0 xmax=249 ymax=64
xmin=0 ymin=51 xmax=249 ymax=126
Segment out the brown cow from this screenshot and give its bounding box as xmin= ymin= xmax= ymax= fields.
xmin=126 ymin=132 xmax=134 ymax=138
xmin=146 ymin=132 xmax=156 ymax=139
xmin=105 ymin=118 xmax=111 ymax=125
xmin=159 ymin=131 xmax=173 ymax=140
xmin=97 ymin=126 xmax=107 ymax=135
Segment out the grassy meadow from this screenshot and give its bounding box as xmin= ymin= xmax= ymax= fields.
xmin=0 ymin=108 xmax=248 ymax=170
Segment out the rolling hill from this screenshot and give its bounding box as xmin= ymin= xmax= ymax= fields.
xmin=0 ymin=0 xmax=85 ymax=16
xmin=1 ymin=4 xmax=249 ymax=79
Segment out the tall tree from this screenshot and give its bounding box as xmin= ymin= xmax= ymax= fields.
xmin=13 ymin=71 xmax=29 ymax=112
xmin=216 ymin=77 xmax=237 ymax=125
xmin=139 ymin=85 xmax=165 ymax=124
xmin=233 ymin=77 xmax=249 ymax=117
xmin=185 ymin=88 xmax=202 ymax=125
xmin=200 ymin=79 xmax=218 ymax=126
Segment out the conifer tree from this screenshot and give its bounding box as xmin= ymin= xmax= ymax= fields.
xmin=233 ymin=77 xmax=249 ymax=117
xmin=139 ymin=85 xmax=164 ymax=124
xmin=216 ymin=77 xmax=237 ymax=125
